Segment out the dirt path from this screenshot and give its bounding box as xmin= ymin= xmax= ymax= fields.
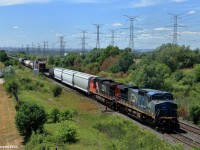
xmin=0 ymin=83 xmax=23 ymax=149
xmin=0 ymin=78 xmax=4 ymax=84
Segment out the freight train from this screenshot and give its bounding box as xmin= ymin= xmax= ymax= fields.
xmin=19 ymin=58 xmax=46 ymax=72
xmin=19 ymin=58 xmax=180 ymax=130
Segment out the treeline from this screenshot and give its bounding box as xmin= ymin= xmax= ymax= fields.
xmin=48 ymin=46 xmax=134 ymax=74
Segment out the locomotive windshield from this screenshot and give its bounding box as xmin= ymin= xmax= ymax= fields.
xmin=151 ymin=94 xmax=173 ymax=101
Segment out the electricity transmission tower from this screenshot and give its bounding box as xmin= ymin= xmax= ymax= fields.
xmin=124 ymin=15 xmax=139 ymax=52
xmin=31 ymin=42 xmax=35 ymax=55
xmin=26 ymin=45 xmax=29 ymax=56
xmin=43 ymin=41 xmax=48 ymax=56
xmin=80 ymin=30 xmax=88 ymax=52
xmin=108 ymin=29 xmax=119 ymax=46
xmin=37 ymin=43 xmax=41 ymax=55
xmin=167 ymin=13 xmax=186 ymax=45
xmin=59 ymin=36 xmax=65 ymax=56
xmin=93 ymin=24 xmax=103 ymax=49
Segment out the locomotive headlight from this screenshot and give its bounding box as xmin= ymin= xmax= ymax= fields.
xmin=163 ymin=120 xmax=166 ymax=123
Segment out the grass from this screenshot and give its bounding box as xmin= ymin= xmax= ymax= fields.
xmin=15 ymin=67 xmax=187 ymax=150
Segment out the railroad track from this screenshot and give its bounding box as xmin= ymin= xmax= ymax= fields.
xmin=166 ymin=130 xmax=200 ymax=148
xmin=180 ymin=121 xmax=200 ymax=136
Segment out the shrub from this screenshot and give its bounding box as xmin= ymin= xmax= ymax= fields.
xmin=109 ymin=64 xmax=121 ymax=73
xmin=56 ymin=122 xmax=77 ymax=144
xmin=15 ymin=103 xmax=47 ymax=138
xmin=178 ymin=107 xmax=188 ymax=119
xmin=174 ymin=71 xmax=184 ymax=82
xmin=190 ymin=106 xmax=200 ymax=124
xmin=25 ymin=132 xmax=57 ymax=150
xmin=94 ymin=116 xmax=126 ymax=139
xmin=60 ymin=109 xmax=77 ymax=121
xmin=52 ymin=85 xmax=62 ymax=97
xmin=3 ymin=66 xmax=15 ymax=76
xmin=49 ymin=107 xmax=61 ymax=123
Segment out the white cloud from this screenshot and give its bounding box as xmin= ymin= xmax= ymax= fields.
xmin=130 ymin=0 xmax=166 ymax=8
xmin=188 ymin=10 xmax=196 ymax=14
xmin=13 ymin=26 xmax=19 ymax=29
xmin=62 ymin=0 xmax=110 ymax=4
xmin=172 ymin=0 xmax=187 ymax=2
xmin=112 ymin=22 xmax=123 ymax=27
xmin=153 ymin=27 xmax=172 ymax=31
xmin=129 ymin=0 xmax=187 ymax=8
xmin=0 ymin=0 xmax=111 ymax=6
xmin=56 ymin=34 xmax=62 ymax=37
xmin=182 ymin=31 xmax=200 ymax=35
xmin=0 ymin=0 xmax=50 ymax=6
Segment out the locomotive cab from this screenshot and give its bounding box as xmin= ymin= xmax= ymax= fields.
xmin=150 ymin=92 xmax=179 ymax=129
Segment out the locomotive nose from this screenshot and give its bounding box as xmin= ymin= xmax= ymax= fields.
xmin=155 ymin=101 xmax=178 ymax=117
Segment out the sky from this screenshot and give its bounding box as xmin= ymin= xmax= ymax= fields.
xmin=0 ymin=0 xmax=200 ymax=51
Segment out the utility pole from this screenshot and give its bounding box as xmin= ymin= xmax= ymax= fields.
xmin=124 ymin=15 xmax=139 ymax=52
xmin=93 ymin=24 xmax=103 ymax=49
xmin=167 ymin=13 xmax=185 ymax=45
xmin=108 ymin=29 xmax=118 ymax=46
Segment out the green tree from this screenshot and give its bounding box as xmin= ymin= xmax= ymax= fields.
xmin=190 ymin=106 xmax=200 ymax=124
xmin=48 ymin=56 xmax=55 ymax=65
xmin=133 ymin=63 xmax=171 ymax=89
xmin=194 ymin=64 xmax=200 ymax=82
xmin=4 ymin=75 xmax=20 ymax=103
xmin=15 ymin=103 xmax=47 ymax=137
xmin=119 ymin=49 xmax=134 ymax=73
xmin=63 ymin=52 xmax=80 ymax=67
xmin=0 ymin=50 xmax=9 ymax=62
